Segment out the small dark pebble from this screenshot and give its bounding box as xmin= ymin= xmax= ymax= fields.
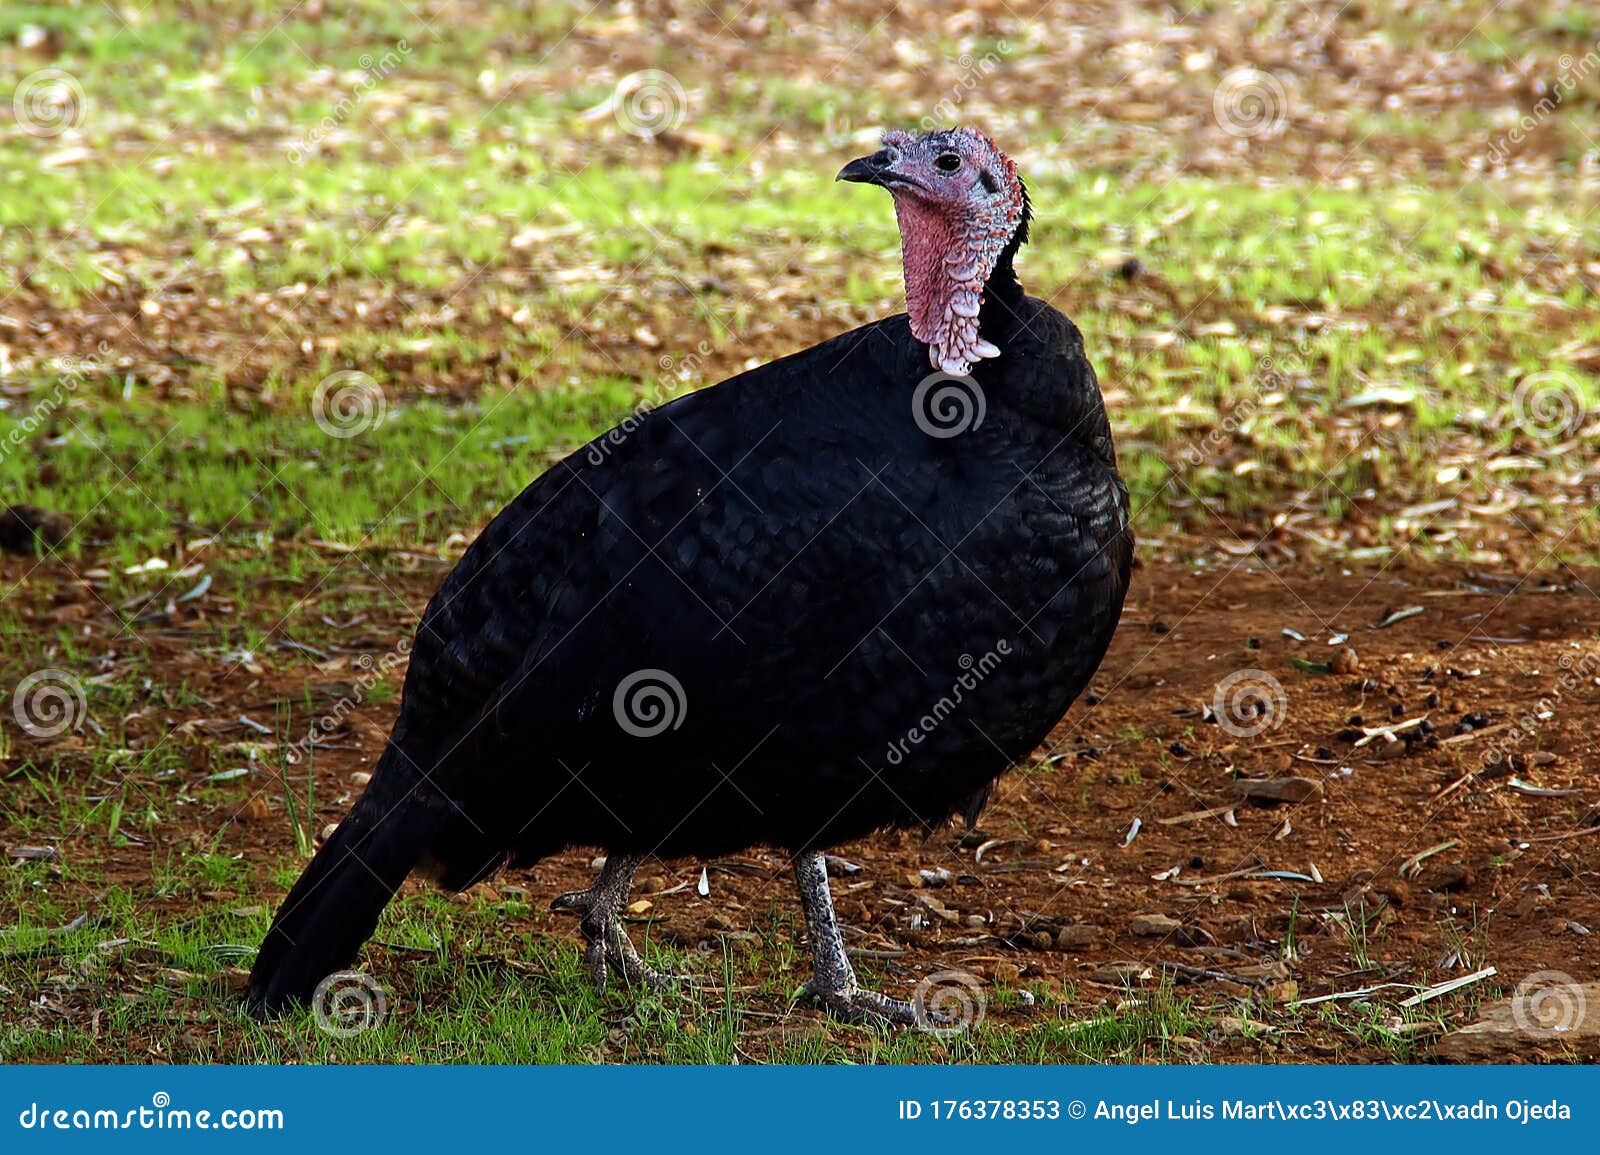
xmin=1114 ymin=256 xmax=1146 ymax=281
xmin=1335 ymin=727 xmax=1364 ymax=743
xmin=0 ymin=504 xmax=71 ymax=554
xmin=1245 ymin=636 xmax=1260 ymax=650
xmin=1149 ymin=620 xmax=1170 ymax=634
xmin=1347 ymin=713 xmax=1365 ymax=725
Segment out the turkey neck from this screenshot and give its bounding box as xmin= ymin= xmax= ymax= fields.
xmin=977 ymin=238 xmax=1025 ymax=343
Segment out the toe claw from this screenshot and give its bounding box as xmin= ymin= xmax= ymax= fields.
xmin=627 ymin=965 xmax=673 ymax=990
xmin=614 ymin=946 xmax=693 ymax=991
xmin=646 ymin=968 xmax=716 ymax=992
xmin=581 ymin=922 xmax=693 ymax=994
xmin=799 ymin=980 xmax=921 ymax=1026
xmin=584 ymin=938 xmax=610 ymax=990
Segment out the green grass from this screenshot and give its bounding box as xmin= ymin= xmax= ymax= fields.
xmin=0 ymin=873 xmax=1216 ymax=1064
xmin=5 ymin=167 xmax=1596 ymax=576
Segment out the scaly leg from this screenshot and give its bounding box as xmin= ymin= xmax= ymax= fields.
xmin=793 ymin=850 xmax=946 ymax=1026
xmin=550 ymin=852 xmax=665 ymax=989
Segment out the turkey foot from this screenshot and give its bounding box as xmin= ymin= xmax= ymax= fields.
xmin=799 ymin=976 xmax=925 ymax=1025
xmin=792 ymin=850 xmax=941 ymax=1026
xmin=552 ymin=853 xmax=677 ymax=990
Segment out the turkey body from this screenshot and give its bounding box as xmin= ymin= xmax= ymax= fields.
xmin=249 ymin=285 xmax=1131 ymax=1011
xmin=407 ymin=293 xmax=1129 ymax=875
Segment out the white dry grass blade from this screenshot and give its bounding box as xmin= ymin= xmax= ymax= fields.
xmin=1397 ymin=965 xmax=1497 ymax=1008
xmin=1398 ymin=839 xmax=1459 ymax=879
xmin=1351 ymin=714 xmax=1430 ymax=747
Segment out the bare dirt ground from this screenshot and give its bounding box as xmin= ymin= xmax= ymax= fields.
xmin=6 ymin=550 xmax=1596 ymax=1061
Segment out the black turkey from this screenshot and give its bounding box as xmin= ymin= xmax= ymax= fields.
xmin=249 ymin=127 xmax=1132 ymax=1024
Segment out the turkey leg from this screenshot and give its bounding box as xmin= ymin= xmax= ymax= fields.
xmin=794 ymin=850 xmax=946 ymax=1025
xmin=551 ymin=852 xmax=666 ymax=989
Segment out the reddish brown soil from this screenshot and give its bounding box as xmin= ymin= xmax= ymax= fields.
xmin=5 ymin=554 xmax=1597 ymax=1061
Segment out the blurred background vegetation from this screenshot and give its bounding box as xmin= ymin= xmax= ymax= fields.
xmin=1 ymin=0 xmax=1597 ymax=581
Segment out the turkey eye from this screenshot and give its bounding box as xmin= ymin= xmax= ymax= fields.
xmin=934 ymin=153 xmax=961 ymax=172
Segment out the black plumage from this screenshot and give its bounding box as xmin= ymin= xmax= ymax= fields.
xmin=250 ymin=129 xmax=1131 ymax=1022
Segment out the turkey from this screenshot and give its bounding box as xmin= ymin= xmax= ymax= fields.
xmin=248 ymin=127 xmax=1132 ymax=1024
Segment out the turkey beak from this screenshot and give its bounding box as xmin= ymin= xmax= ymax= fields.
xmin=837 ymin=149 xmax=895 ymax=186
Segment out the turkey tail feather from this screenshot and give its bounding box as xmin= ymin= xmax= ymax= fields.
xmin=247 ymin=753 xmax=440 ymax=1015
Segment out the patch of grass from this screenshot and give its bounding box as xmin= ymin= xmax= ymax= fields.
xmin=1333 ymin=901 xmax=1388 ymax=971
xmin=0 ymin=888 xmax=1229 ymax=1064
xmin=5 ymin=166 xmax=1596 ymax=580
xmin=1315 ymin=1000 xmax=1452 ymax=1063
